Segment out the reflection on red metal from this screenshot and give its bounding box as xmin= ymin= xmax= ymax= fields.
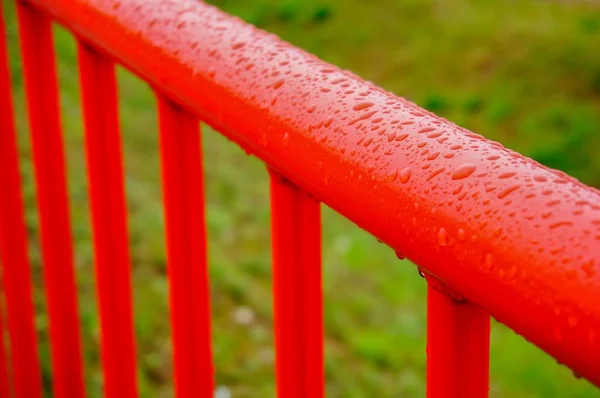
xmin=270 ymin=171 xmax=323 ymax=398
xmin=0 ymin=0 xmax=598 ymax=396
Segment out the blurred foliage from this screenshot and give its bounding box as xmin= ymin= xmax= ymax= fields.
xmin=2 ymin=0 xmax=600 ymax=397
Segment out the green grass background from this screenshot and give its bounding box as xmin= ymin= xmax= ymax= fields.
xmin=2 ymin=0 xmax=600 ymax=396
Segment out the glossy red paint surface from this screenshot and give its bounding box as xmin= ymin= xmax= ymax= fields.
xmin=24 ymin=0 xmax=600 ymax=387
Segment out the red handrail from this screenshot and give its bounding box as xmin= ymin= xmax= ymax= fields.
xmin=1 ymin=0 xmax=599 ymax=396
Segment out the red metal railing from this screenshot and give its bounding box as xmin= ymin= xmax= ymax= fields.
xmin=0 ymin=0 xmax=598 ymax=397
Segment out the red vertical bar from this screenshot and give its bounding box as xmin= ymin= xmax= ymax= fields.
xmin=427 ymin=281 xmax=490 ymax=398
xmin=157 ymin=96 xmax=214 ymax=398
xmin=0 ymin=6 xmax=43 ymax=398
xmin=77 ymin=42 xmax=139 ymax=398
xmin=0 ymin=287 xmax=11 ymax=398
xmin=269 ymin=172 xmax=324 ymax=398
xmin=16 ymin=4 xmax=85 ymax=398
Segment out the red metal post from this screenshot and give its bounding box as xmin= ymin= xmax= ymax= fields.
xmin=427 ymin=280 xmax=490 ymax=398
xmin=0 ymin=6 xmax=43 ymax=398
xmin=0 ymin=289 xmax=11 ymax=398
xmin=157 ymin=96 xmax=214 ymax=398
xmin=77 ymin=42 xmax=139 ymax=398
xmin=269 ymin=172 xmax=323 ymax=398
xmin=16 ymin=4 xmax=85 ymax=398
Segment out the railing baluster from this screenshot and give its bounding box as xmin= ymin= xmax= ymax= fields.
xmin=16 ymin=4 xmax=85 ymax=398
xmin=427 ymin=280 xmax=490 ymax=398
xmin=0 ymin=288 xmax=11 ymax=398
xmin=0 ymin=6 xmax=43 ymax=398
xmin=269 ymin=172 xmax=323 ymax=398
xmin=77 ymin=42 xmax=138 ymax=397
xmin=157 ymin=97 xmax=214 ymax=398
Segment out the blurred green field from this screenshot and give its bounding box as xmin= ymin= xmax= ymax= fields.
xmin=3 ymin=0 xmax=600 ymax=396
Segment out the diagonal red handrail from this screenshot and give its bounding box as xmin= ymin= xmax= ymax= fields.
xmin=23 ymin=0 xmax=600 ymax=387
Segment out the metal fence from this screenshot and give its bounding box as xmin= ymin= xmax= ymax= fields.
xmin=0 ymin=0 xmax=599 ymax=397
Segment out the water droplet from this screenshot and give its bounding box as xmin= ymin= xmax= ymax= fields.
xmin=395 ymin=250 xmax=406 ymax=260
xmin=418 ymin=127 xmax=435 ymax=134
xmin=427 ymin=131 xmax=444 ymax=139
xmin=426 ymin=151 xmax=440 ymax=161
xmin=385 ymin=168 xmax=398 ymax=182
xmin=353 ymin=102 xmax=375 ymax=111
xmin=549 ymin=221 xmax=573 ymax=229
xmin=497 ymin=184 xmax=521 ymax=199
xmin=533 ymin=173 xmax=548 ymax=182
xmin=498 ymin=171 xmax=516 ymax=179
xmin=452 ymin=164 xmax=476 ymax=180
xmin=458 ymin=229 xmax=466 ymax=241
xmin=399 ymin=167 xmax=412 ymax=183
xmin=273 ymin=79 xmax=284 ymax=89
xmin=349 ymin=110 xmax=377 ymax=125
xmin=395 ymin=133 xmax=409 ymax=141
xmin=232 ymin=41 xmax=246 ymax=49
xmin=438 ymin=228 xmax=448 ymax=246
xmin=427 ymin=167 xmax=445 ymax=181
